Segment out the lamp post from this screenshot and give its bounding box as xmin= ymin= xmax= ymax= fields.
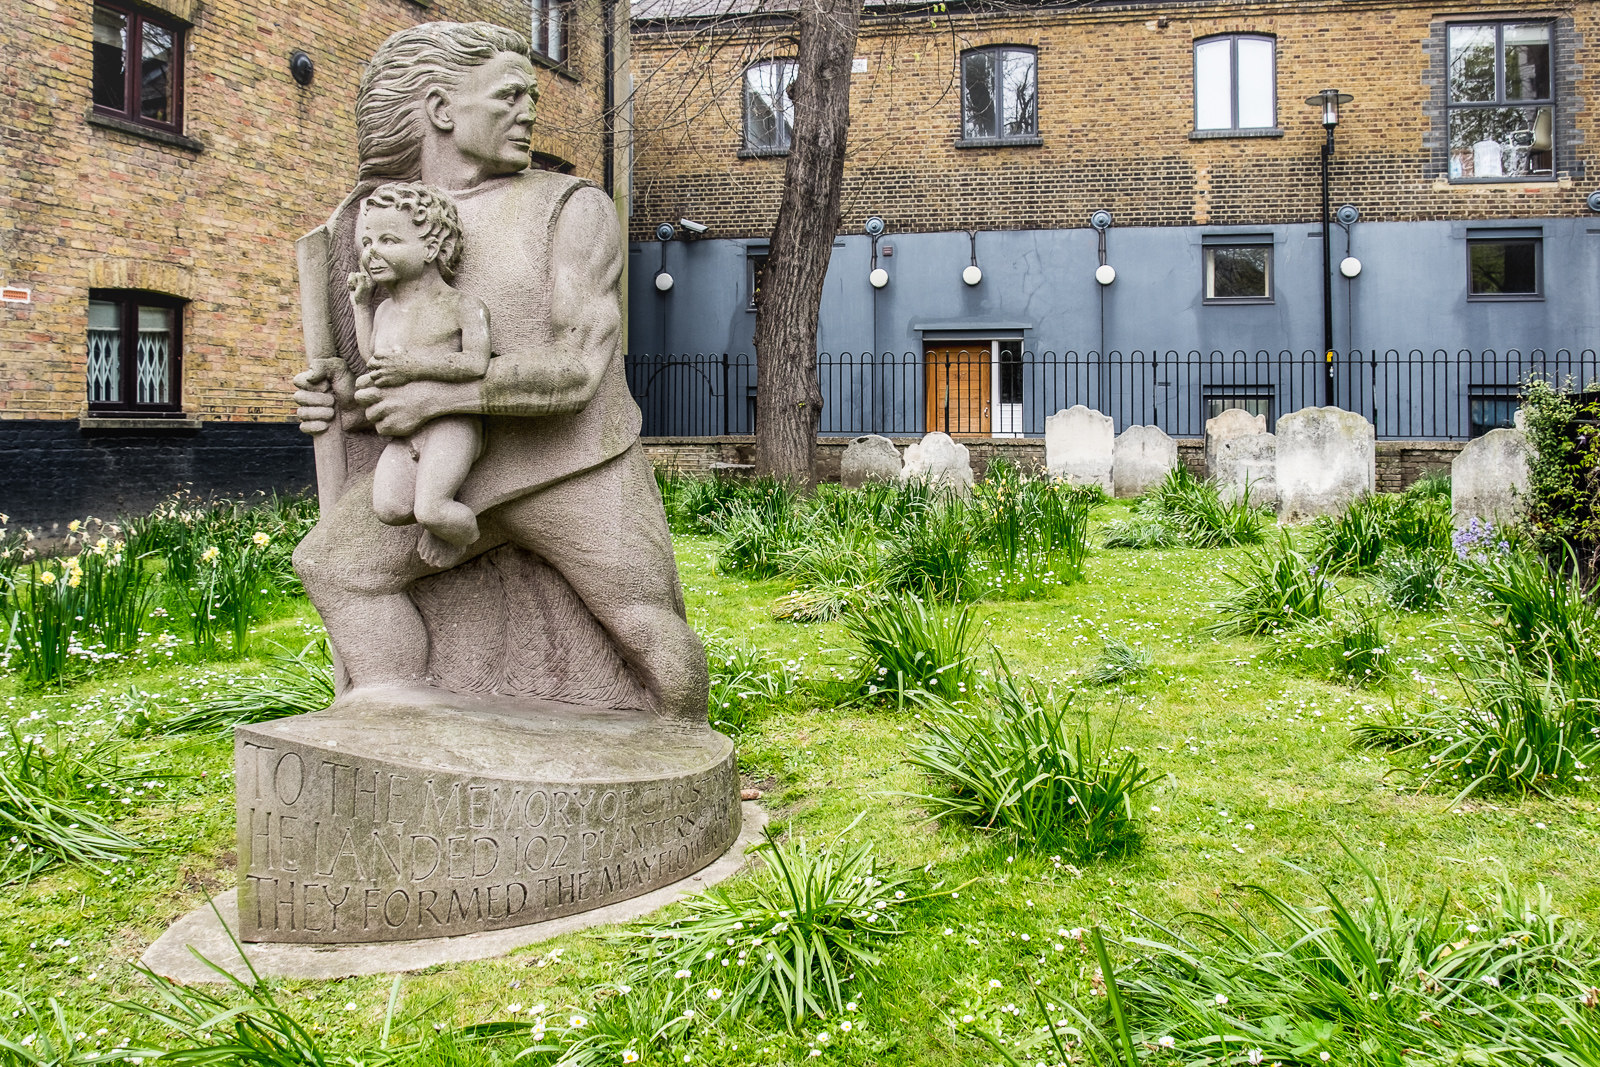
xmin=1305 ymin=88 xmax=1352 ymax=408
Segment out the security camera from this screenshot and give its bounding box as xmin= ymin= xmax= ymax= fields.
xmin=678 ymin=218 xmax=709 ymax=235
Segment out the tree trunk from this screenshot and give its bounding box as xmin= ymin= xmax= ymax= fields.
xmin=753 ymin=0 xmax=861 ymax=483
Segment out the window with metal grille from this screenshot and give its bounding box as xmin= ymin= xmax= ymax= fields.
xmin=92 ymin=3 xmax=184 ymax=132
xmin=87 ymin=292 xmax=183 ymax=412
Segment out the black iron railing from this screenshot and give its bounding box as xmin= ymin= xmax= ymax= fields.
xmin=624 ymin=349 xmax=1600 ymax=441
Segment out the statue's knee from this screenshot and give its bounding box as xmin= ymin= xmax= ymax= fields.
xmin=292 ymin=524 xmax=410 ymax=597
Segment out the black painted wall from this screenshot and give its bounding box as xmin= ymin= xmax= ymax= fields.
xmin=0 ymin=420 xmax=317 ymax=527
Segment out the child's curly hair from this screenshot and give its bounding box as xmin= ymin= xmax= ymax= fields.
xmin=361 ymin=182 xmax=464 ymax=280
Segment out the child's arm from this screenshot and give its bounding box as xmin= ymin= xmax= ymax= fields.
xmin=348 ymin=271 xmax=379 ymax=370
xmin=423 ymin=293 xmax=492 ymax=383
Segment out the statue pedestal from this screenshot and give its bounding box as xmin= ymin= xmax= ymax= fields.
xmin=233 ymin=686 xmax=739 ymax=945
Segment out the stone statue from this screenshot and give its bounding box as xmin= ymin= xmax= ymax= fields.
xmin=239 ymin=22 xmax=737 ymax=946
xmin=350 ymin=182 xmax=490 ymax=567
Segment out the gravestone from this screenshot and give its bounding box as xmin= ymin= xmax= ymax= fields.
xmin=230 ymin=23 xmax=738 ymax=948
xmin=1112 ymin=425 xmax=1177 ymax=498
xmin=1214 ymin=432 xmax=1278 ymax=507
xmin=1451 ymin=427 xmax=1529 ymax=527
xmin=1045 ymin=405 xmax=1115 ymax=492
xmin=1276 ymin=407 xmax=1375 ymax=523
xmin=841 ymin=434 xmax=901 ymax=487
xmin=1204 ymin=408 xmax=1268 ymax=479
xmin=901 ymin=431 xmax=974 ymax=492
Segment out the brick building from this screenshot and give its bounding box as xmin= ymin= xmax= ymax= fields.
xmin=0 ymin=0 xmax=624 ymax=525
xmin=625 ymin=0 xmax=1600 ymax=448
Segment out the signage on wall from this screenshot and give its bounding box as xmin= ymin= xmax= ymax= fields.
xmin=1 ymin=286 xmax=30 ymax=304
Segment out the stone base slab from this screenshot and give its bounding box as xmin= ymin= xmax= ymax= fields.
xmin=235 ymin=687 xmax=740 ymax=944
xmin=142 ymin=800 xmax=766 ymax=983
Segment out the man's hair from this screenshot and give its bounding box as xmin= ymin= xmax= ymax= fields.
xmin=362 ymin=182 xmax=465 ymax=280
xmin=357 ymin=21 xmax=534 ymax=182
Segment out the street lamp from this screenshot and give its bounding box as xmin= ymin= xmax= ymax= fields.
xmin=1304 ymin=88 xmax=1352 ymax=407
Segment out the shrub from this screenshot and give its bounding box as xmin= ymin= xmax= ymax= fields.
xmin=0 ymin=726 xmax=159 ymax=884
xmin=905 ymin=662 xmax=1150 ymax=858
xmin=1520 ymin=376 xmax=1600 ymax=572
xmin=1373 ymin=552 xmax=1452 ymax=612
xmin=702 ymin=634 xmax=802 ymax=733
xmin=1269 ymin=604 xmax=1396 ymax=687
xmin=1472 ymin=544 xmax=1600 ymax=693
xmin=844 ymin=595 xmax=979 ymax=704
xmin=881 ymin=497 xmax=977 ymax=602
xmin=1310 ymin=494 xmax=1390 ymax=573
xmin=162 ymin=641 xmax=336 ymax=735
xmin=1105 ymin=852 xmax=1595 ymax=1062
xmin=1387 ymin=483 xmax=1455 ymax=556
xmin=1084 ymin=637 xmax=1153 ymax=687
xmin=631 ymin=826 xmax=918 ymax=1025
xmin=1208 ymin=532 xmax=1333 ymax=636
xmin=1139 ymin=467 xmax=1271 ymax=548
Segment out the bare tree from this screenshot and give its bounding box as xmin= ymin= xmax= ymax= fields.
xmin=752 ymin=0 xmax=861 ymax=480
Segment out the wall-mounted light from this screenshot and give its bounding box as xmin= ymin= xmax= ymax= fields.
xmin=654 ymin=271 xmax=675 ymax=291
xmin=865 ymin=216 xmax=888 ymax=288
xmin=962 ymin=229 xmax=982 ymax=285
xmin=289 ymin=50 xmax=315 ymax=87
xmin=1089 ymin=210 xmax=1114 ymax=285
xmin=654 ymin=223 xmax=675 ymax=292
xmin=1339 ymin=257 xmax=1362 ymax=278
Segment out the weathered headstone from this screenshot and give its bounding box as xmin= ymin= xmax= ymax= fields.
xmin=1451 ymin=427 xmax=1529 ymax=527
xmin=1276 ymin=407 xmax=1375 ymax=523
xmin=1112 ymin=425 xmax=1177 ymax=498
xmin=1045 ymin=405 xmax=1115 ymax=492
xmin=232 ymin=23 xmax=737 ymax=948
xmin=1214 ymin=432 xmax=1278 ymax=507
xmin=1204 ymin=407 xmax=1268 ymax=479
xmin=901 ymin=431 xmax=974 ymax=492
xmin=840 ymin=434 xmax=901 ymax=487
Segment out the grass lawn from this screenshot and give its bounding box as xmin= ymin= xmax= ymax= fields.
xmin=1 ymin=501 xmax=1596 ymax=1065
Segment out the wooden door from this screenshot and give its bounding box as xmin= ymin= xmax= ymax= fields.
xmin=924 ymin=346 xmax=991 ymax=436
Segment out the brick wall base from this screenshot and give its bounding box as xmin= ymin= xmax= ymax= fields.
xmin=643 ymin=436 xmax=1465 ymax=493
xmin=0 ymin=420 xmax=315 ymax=528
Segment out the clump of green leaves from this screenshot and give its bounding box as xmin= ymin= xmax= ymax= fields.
xmin=844 ymin=595 xmax=979 ymax=705
xmin=161 ymin=640 xmax=335 ymax=735
xmin=702 ymin=633 xmax=802 ymax=733
xmin=1084 ymin=637 xmax=1153 ymax=687
xmin=1521 ymin=376 xmax=1600 ymax=572
xmin=632 ymin=825 xmax=920 ymax=1026
xmin=905 ymin=662 xmax=1151 ymax=858
xmin=1208 ymin=532 xmax=1333 ymax=635
xmin=1270 ymin=604 xmax=1396 ymax=687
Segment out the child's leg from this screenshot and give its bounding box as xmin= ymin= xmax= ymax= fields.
xmin=372 ymin=439 xmax=417 ymax=526
xmin=410 ymin=416 xmax=482 ymax=547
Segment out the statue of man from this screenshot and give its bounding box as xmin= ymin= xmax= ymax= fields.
xmin=290 ymin=22 xmax=707 ymax=723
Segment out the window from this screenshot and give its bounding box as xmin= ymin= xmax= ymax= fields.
xmin=1469 ymin=392 xmax=1520 ymax=437
xmin=1467 ymin=231 xmax=1541 ymax=298
xmin=1203 ymin=242 xmax=1272 ymax=302
xmin=92 ymin=3 xmax=183 ymax=131
xmin=746 ymin=252 xmax=769 ymax=311
xmin=744 ymin=59 xmax=796 ymax=154
xmin=1194 ymin=35 xmax=1276 ymax=132
xmin=960 ymin=47 xmax=1037 ymax=142
xmin=1205 ymin=393 xmax=1273 ymax=424
xmin=531 ymin=0 xmax=568 ymax=64
xmin=87 ymin=292 xmax=183 ymax=412
xmin=1447 ymin=22 xmax=1553 ymax=179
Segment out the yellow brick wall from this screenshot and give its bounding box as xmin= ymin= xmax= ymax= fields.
xmin=0 ymin=0 xmax=610 ymax=422
xmin=628 ymin=0 xmax=1596 ymax=243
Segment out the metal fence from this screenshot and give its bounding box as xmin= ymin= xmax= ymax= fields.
xmin=624 ymin=349 xmax=1600 ymax=441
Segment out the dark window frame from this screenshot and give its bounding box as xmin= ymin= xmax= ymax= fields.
xmin=531 ymin=0 xmax=570 ymax=65
xmin=1445 ymin=20 xmax=1555 ymax=183
xmin=91 ymin=1 xmax=185 ymax=134
xmin=742 ymin=58 xmax=797 ymax=156
xmin=958 ymin=45 xmax=1039 ymax=144
xmin=1467 ymin=389 xmax=1522 ymax=437
xmin=1191 ymin=33 xmax=1279 ymax=134
xmin=746 ymin=251 xmax=769 ymax=311
xmin=86 ymin=289 xmax=185 ymax=415
xmin=1202 ymin=240 xmax=1275 ymax=304
xmin=1204 ymin=390 xmax=1276 ymax=428
xmin=1466 ymin=233 xmax=1543 ymax=300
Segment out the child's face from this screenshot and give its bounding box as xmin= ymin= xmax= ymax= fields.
xmin=359 ymin=206 xmax=436 ymax=284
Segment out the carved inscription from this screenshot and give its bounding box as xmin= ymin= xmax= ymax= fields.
xmin=235 ymin=736 xmax=739 ymax=944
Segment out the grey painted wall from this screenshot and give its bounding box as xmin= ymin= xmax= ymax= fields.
xmin=630 ymin=218 xmax=1599 ymax=356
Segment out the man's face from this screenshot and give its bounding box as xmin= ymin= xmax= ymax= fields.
xmin=359 ymin=207 xmax=434 ymax=284
xmin=442 ymin=52 xmax=538 ymax=177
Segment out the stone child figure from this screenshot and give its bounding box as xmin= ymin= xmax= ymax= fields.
xmin=349 ymin=182 xmax=489 ymax=567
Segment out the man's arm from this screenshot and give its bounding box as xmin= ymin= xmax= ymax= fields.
xmin=481 ymin=186 xmax=622 ymax=416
